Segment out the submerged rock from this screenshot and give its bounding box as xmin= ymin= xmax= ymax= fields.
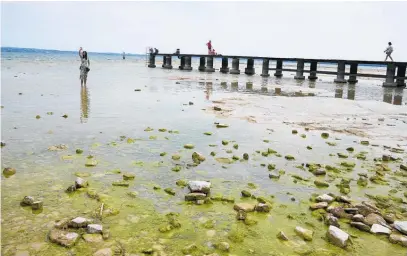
xmin=277 ymin=231 xmax=289 ymax=241
xmin=389 ymin=234 xmax=407 ymax=247
xmin=285 ymin=155 xmax=295 ymax=160
xmin=3 ymin=167 xmax=16 ymax=177
xmin=85 ymin=159 xmax=98 ymax=167
xmin=87 ymin=224 xmax=103 ymax=234
xmin=82 ymin=233 xmax=103 ymax=243
xmin=241 ymin=190 xmax=252 ymax=197
xmin=215 ymin=241 xmax=230 ymax=252
xmin=21 ymin=196 xmax=34 ymax=206
xmin=123 ymin=173 xmax=135 ymax=180
xmin=370 ymin=224 xmax=391 ymax=235
xmin=49 ymin=229 xmax=79 ymax=247
xmin=164 ymin=188 xmax=175 ymax=196
xmin=255 ymin=203 xmax=271 ymax=213
xmin=192 ymin=152 xmax=206 ymax=163
xmin=216 ymin=124 xmax=229 ymax=128
xmin=233 ymin=203 xmax=255 ymax=212
xmin=326 ymin=226 xmax=349 ymax=248
xmin=75 ymin=177 xmax=89 ymax=188
xmin=360 ymin=140 xmax=369 ymax=145
xmin=112 ymin=181 xmax=129 ymax=187
xmin=350 ymin=222 xmax=370 ymax=232
xmin=31 ymin=201 xmax=43 ymax=210
xmin=93 ymin=248 xmax=113 ymax=256
xmin=182 ymin=244 xmax=197 ymax=254
xmin=66 ymin=185 xmax=77 ymax=193
xmin=314 ymin=180 xmax=329 ymax=188
xmin=188 ymin=180 xmax=211 ymax=194
xmin=236 ymin=210 xmax=247 ymax=220
xmin=321 ymin=133 xmax=329 ymax=139
xmin=185 ymin=193 xmax=206 ymax=201
xmin=243 ymin=153 xmax=249 ymax=160
xmin=295 ymin=226 xmax=313 ymax=241
xmin=184 ymin=144 xmax=195 ymax=149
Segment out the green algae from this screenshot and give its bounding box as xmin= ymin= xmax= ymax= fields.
xmin=75 ymin=149 xmax=83 ymax=154
xmin=216 ymin=157 xmax=233 ymax=164
xmin=203 ymin=132 xmax=212 ymax=136
xmin=159 ymin=152 xmax=167 ymax=156
xmin=184 ymin=144 xmax=195 ymax=149
xmin=112 ymin=181 xmax=129 ymax=187
xmin=222 ymin=140 xmax=229 ymax=145
xmin=321 ymin=132 xmax=329 ymax=139
xmin=127 ymin=138 xmax=135 ymax=143
xmin=144 ymin=127 xmax=154 ymax=132
xmin=326 ymin=141 xmax=337 ymax=146
xmin=158 ymin=128 xmax=167 ymax=132
xmin=149 ymin=135 xmax=157 ymax=140
xmin=285 ymin=155 xmax=295 ymax=160
xmin=307 ymin=146 xmax=313 ymax=150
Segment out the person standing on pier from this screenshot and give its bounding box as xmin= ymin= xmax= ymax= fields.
xmin=206 ymin=40 xmax=212 ymax=54
xmin=384 ymin=42 xmax=394 ymax=61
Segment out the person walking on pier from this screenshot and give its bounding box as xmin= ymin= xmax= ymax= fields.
xmin=206 ymin=40 xmax=212 ymax=55
xmin=384 ymin=42 xmax=394 ymax=61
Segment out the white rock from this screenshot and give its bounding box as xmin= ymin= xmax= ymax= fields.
xmin=316 ymin=194 xmax=334 ymax=203
xmin=326 ymin=225 xmax=349 ymax=248
xmin=188 ymin=181 xmax=211 ymax=194
xmin=389 ymin=234 xmax=407 ymax=247
xmin=294 ymin=226 xmax=313 ymax=241
xmin=94 ymin=248 xmax=113 ymax=256
xmin=310 ymin=202 xmax=328 ymax=210
xmin=394 ymin=221 xmax=407 ymax=235
xmin=370 ymin=224 xmax=391 ymax=235
xmin=75 ymin=177 xmax=88 ymax=188
xmin=87 ymin=224 xmax=103 ymax=234
xmin=69 ymin=217 xmax=89 ymax=228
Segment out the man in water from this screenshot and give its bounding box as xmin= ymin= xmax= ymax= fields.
xmin=384 ymin=42 xmax=394 ymax=61
xmin=206 ymin=40 xmax=212 ymax=55
xmin=123 ymin=52 xmax=125 ymax=60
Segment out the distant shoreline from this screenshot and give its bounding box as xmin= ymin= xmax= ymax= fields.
xmin=1 ymin=47 xmax=143 ymax=56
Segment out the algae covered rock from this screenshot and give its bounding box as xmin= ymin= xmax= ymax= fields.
xmin=3 ymin=167 xmax=16 ymax=177
xmin=243 ymin=153 xmax=249 ymax=160
xmin=75 ymin=149 xmax=83 ymax=154
xmin=21 ymin=196 xmax=34 ymax=206
xmin=216 ymin=123 xmax=229 ymax=128
xmin=314 ymin=180 xmax=329 ymax=188
xmin=215 ymin=157 xmax=233 ymax=164
xmin=233 ymin=144 xmax=239 ymax=149
xmin=172 ymin=154 xmax=181 ymax=161
xmin=144 ymin=127 xmax=154 ymax=132
xmin=255 ymin=203 xmax=271 ymax=213
xmin=307 ymin=146 xmax=313 ymax=150
xmin=192 ymin=152 xmax=206 ymax=163
xmin=85 ymin=159 xmax=98 ymax=167
xmin=337 ymin=153 xmax=348 ymax=158
xmin=221 ymin=140 xmax=229 ymax=145
xmin=241 ymin=190 xmax=252 ymax=197
xmin=285 ymin=155 xmax=295 ymax=160
xmin=75 ymin=177 xmax=89 ymax=188
xmin=360 ymin=140 xmax=369 ymax=145
xmin=176 ymin=179 xmax=187 ymax=187
xmin=215 ymin=241 xmax=230 ymax=252
xmin=171 ymin=165 xmax=181 ymax=172
xmin=185 ymin=193 xmax=206 ymax=201
xmin=295 ymin=226 xmax=313 ymax=241
xmin=182 ymin=244 xmax=197 ymax=254
xmin=233 ymin=203 xmax=255 ymax=212
xmin=123 ymin=173 xmax=135 ymax=180
xmin=326 ymin=225 xmax=349 ymax=248
xmin=277 ymin=231 xmax=289 ymax=241
xmin=112 ymin=181 xmax=129 ymax=187
xmin=49 ymin=229 xmax=79 ymax=247
xmin=321 ymin=133 xmax=329 ymax=139
xmin=164 ymin=188 xmax=176 ymax=196
xmin=184 ymin=144 xmax=194 ymax=149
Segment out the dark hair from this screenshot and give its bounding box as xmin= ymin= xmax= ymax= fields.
xmin=83 ymin=51 xmax=88 ymax=60
xmin=388 ymin=42 xmax=392 ymax=45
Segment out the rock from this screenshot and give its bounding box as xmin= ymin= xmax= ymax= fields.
xmin=310 ymin=202 xmax=328 ymax=210
xmin=316 ymin=194 xmax=334 ymax=203
xmin=383 ymin=213 xmax=395 ymax=224
xmin=344 ymin=208 xmax=358 ymax=214
xmin=241 ymin=190 xmax=252 ymax=197
xmin=216 ymin=124 xmax=229 ymax=128
xmin=292 ymin=129 xmax=298 ymax=134
xmin=54 ymin=218 xmax=70 ymax=229
xmin=85 ymin=159 xmax=98 ymax=167
xmin=102 ymin=229 xmax=110 ymax=240
xmin=370 ymin=224 xmax=391 ymax=235
xmin=21 ymin=196 xmax=34 ymax=206
xmin=234 ymin=203 xmax=255 ymax=212
xmin=184 ymin=144 xmax=195 ymax=149
xmin=185 ymin=193 xmax=206 ymax=201
xmin=338 ymin=196 xmax=351 ymax=204
xmin=355 ymin=203 xmax=380 ymax=216
xmin=82 ymin=233 xmax=103 ymax=243
xmin=164 ymin=188 xmax=175 ymax=196
xmin=214 ymin=106 xmax=222 ymax=111
xmin=285 ymin=155 xmax=295 ymax=160
xmin=243 ymin=153 xmax=249 ymax=160
xmin=337 ymin=153 xmax=348 ymax=158
xmin=307 ymin=146 xmax=313 ymax=150
xmin=69 ymin=217 xmax=90 ymax=228
xmin=326 ymin=226 xmax=349 ymax=248
xmin=269 ymin=171 xmax=280 ymax=179
xmin=15 ymin=251 xmax=30 ymax=256
xmin=215 ymin=242 xmax=230 ymax=252
xmin=182 ymin=244 xmax=197 ymax=254
xmin=314 ymin=180 xmax=329 ymax=188
xmin=75 ymin=177 xmax=89 ymax=188
xmin=62 ymin=114 xmax=68 ymax=118
xmin=321 ymin=133 xmax=329 ymax=139
xmin=31 ymin=201 xmax=43 ymax=210
xmin=328 ymin=207 xmax=353 ymax=219
xmin=87 ymin=224 xmax=103 ymax=234
xmin=94 ymin=248 xmax=113 ymax=256
xmin=389 ymin=234 xmax=407 ymax=247
xmin=346 ymin=147 xmax=354 ymax=152
xmin=255 ymin=203 xmax=271 ymax=213
xmin=49 ymin=229 xmax=79 ymax=247
xmin=364 ymin=213 xmax=387 ymax=227
xmin=188 ymin=181 xmax=211 ymax=194
xmin=352 ymin=214 xmax=365 ymax=222
xmin=112 ymin=181 xmax=129 ymax=187
xmin=123 ymin=173 xmax=135 ymax=180
xmin=294 ymin=226 xmax=313 ymax=241
xmin=382 ymin=155 xmax=391 ymax=161
xmin=48 ymin=144 xmax=68 ymax=151
xmin=401 ymin=164 xmax=407 ymax=171
xmin=394 ymin=221 xmax=407 ymax=235
xmin=313 ymin=169 xmax=326 ymax=176
xmin=192 ymin=152 xmax=206 ymax=163
xmin=350 ymin=222 xmax=370 ymax=232
xmin=277 ymin=231 xmax=289 ymax=241
xmin=326 ymin=214 xmax=340 ymax=227
xmin=176 ymin=179 xmax=187 ymax=187
xmin=3 ymin=167 xmax=16 ymax=177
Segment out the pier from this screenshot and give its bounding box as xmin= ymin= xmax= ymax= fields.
xmin=148 ymin=54 xmax=407 ymax=87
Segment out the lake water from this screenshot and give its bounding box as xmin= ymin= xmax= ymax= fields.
xmin=1 ymin=49 xmax=407 ymax=256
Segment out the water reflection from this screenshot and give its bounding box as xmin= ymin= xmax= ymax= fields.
xmin=205 ymin=82 xmax=212 ymax=100
xmin=335 ymin=86 xmax=343 ymax=98
xmin=347 ymin=84 xmax=355 ymax=100
xmin=383 ymin=88 xmax=404 ymax=105
xmin=80 ymin=85 xmax=90 ymax=123
xmin=246 ymin=82 xmax=253 ymax=91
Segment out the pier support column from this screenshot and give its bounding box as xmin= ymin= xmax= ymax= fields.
xmin=348 ymin=63 xmax=358 ymax=83
xmin=163 ymin=55 xmax=173 ymax=69
xmin=220 ymin=57 xmax=229 ymax=73
xmin=383 ymin=63 xmax=396 ymax=87
xmin=245 ymin=58 xmax=255 ymax=75
xmin=294 ymin=59 xmax=305 ymax=80
xmin=179 ymin=56 xmax=185 ymax=70
xmin=198 ymin=57 xmax=206 ymax=71
xmin=334 ymin=61 xmax=346 ymax=83
xmin=396 ymin=64 xmax=406 ymax=87
xmin=148 ymin=54 xmax=156 ymax=68
xmin=274 ymin=60 xmax=283 ymax=77
xmin=205 ymin=57 xmax=215 ymax=72
xmin=230 ymin=58 xmax=240 ymax=74
xmin=308 ymin=61 xmax=318 ymax=80
xmin=183 ymin=56 xmax=192 ymax=71
xmin=261 ymin=59 xmax=270 ymax=77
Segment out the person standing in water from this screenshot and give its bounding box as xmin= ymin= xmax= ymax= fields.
xmin=79 ymin=51 xmax=90 ymax=86
xmin=122 ymin=52 xmax=125 ymax=60
xmin=384 ymin=42 xmax=394 ymax=61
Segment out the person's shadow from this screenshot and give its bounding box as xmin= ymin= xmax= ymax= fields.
xmin=80 ymin=85 xmax=90 ymax=123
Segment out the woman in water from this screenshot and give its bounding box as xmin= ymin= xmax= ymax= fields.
xmin=80 ymin=51 xmax=90 ymax=86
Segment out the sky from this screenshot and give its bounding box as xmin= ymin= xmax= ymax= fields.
xmin=1 ymin=1 xmax=407 ymax=61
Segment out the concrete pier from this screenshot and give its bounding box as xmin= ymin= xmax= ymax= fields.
xmin=148 ymin=54 xmax=156 ymax=68
xmin=308 ymin=61 xmax=318 ymax=80
xmin=205 ymin=57 xmax=215 ymax=72
xmin=198 ymin=57 xmax=206 ymax=71
xmin=245 ymin=58 xmax=255 ymax=75
xmin=274 ymin=60 xmax=283 ymax=77
xmin=396 ymin=64 xmax=406 ymax=86
xmin=220 ymin=57 xmax=229 ymax=73
xmin=152 ymin=53 xmax=407 ymax=88
xmin=162 ymin=55 xmax=173 ymax=69
xmin=261 ymin=59 xmax=270 ymax=77
xmin=348 ymin=63 xmax=358 ymax=83
xmin=383 ymin=63 xmax=396 ymax=87
xmin=294 ymin=59 xmax=305 ymax=80
xmin=230 ymin=58 xmax=240 ymax=75
xmin=334 ymin=61 xmax=346 ymax=83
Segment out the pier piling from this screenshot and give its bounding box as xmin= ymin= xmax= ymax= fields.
xmin=348 ymin=63 xmax=358 ymax=83
xmin=294 ymin=59 xmax=305 ymax=80
xmin=383 ymin=63 xmax=396 ymax=87
xmin=396 ymin=64 xmax=406 ymax=86
xmin=274 ymin=60 xmax=283 ymax=77
xmin=205 ymin=57 xmax=215 ymax=72
xmin=148 ymin=54 xmax=156 ymax=68
xmin=220 ymin=57 xmax=229 ymax=73
xmin=308 ymin=61 xmax=318 ymax=80
xmin=198 ymin=57 xmax=206 ymax=71
xmin=334 ymin=61 xmax=346 ymax=83
xmin=245 ymin=58 xmax=255 ymax=75
xmin=261 ymin=59 xmax=270 ymax=77
xmin=163 ymin=55 xmax=173 ymax=69
xmin=230 ymin=58 xmax=240 ymax=75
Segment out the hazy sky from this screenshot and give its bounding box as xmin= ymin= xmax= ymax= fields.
xmin=2 ymin=1 xmax=407 ymax=61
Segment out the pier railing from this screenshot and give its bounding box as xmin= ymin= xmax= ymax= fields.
xmin=147 ymin=53 xmax=407 ymax=87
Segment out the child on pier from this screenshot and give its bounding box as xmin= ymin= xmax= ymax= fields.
xmin=384 ymin=42 xmax=394 ymax=61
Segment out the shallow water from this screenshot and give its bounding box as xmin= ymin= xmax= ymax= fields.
xmin=1 ymin=52 xmax=407 ymax=255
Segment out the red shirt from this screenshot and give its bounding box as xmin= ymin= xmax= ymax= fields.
xmin=207 ymin=42 xmax=212 ymax=50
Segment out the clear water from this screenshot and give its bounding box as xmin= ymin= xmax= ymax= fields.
xmin=1 ymin=50 xmax=407 ymax=256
